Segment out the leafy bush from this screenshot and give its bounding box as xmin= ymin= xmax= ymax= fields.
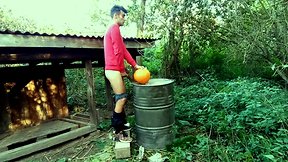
xmin=142 ymin=42 xmax=163 ymax=77
xmin=65 ymin=68 xmax=110 ymax=110
xmin=65 ymin=68 xmax=288 ymax=161
xmin=170 ymin=75 xmax=288 ymax=161
xmin=65 ymin=68 xmax=88 ymax=109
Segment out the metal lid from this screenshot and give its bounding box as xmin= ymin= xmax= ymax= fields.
xmin=133 ymin=78 xmax=174 ymax=87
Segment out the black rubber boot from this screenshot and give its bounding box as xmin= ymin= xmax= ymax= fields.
xmin=111 ymin=111 xmax=125 ymax=134
xmin=120 ymin=111 xmax=127 ymax=124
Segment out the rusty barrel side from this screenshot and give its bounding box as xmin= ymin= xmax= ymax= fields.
xmin=133 ymin=78 xmax=175 ymax=149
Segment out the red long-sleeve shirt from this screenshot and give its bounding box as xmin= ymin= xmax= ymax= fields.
xmin=104 ymin=23 xmax=137 ymax=73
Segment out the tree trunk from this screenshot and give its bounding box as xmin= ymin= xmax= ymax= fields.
xmin=137 ymin=0 xmax=146 ymax=37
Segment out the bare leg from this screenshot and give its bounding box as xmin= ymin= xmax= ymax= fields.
xmin=105 ymin=70 xmax=127 ymax=113
xmin=105 ymin=70 xmax=129 ymax=134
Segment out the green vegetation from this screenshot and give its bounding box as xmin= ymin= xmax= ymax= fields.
xmin=65 ymin=69 xmax=107 ymax=110
xmin=65 ymin=70 xmax=288 ymax=161
xmin=1 ymin=0 xmax=288 ymax=161
xmin=169 ymin=75 xmax=288 ymax=161
xmin=64 ymin=0 xmax=288 ymax=161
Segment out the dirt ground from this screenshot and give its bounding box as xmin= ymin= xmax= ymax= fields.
xmin=17 ymin=128 xmax=160 ymax=162
xmin=14 ymin=108 xmax=140 ymax=162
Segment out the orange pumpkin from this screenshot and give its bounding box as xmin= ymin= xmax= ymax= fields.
xmin=134 ymin=68 xmax=150 ymax=84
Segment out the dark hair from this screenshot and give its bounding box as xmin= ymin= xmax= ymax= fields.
xmin=110 ymin=5 xmax=128 ymax=18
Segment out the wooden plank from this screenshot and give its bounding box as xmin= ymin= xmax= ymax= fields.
xmin=85 ymin=60 xmax=99 ymax=126
xmin=0 ymin=132 xmax=11 ymax=152
xmin=0 ymin=120 xmax=77 ymax=150
xmin=0 ymin=51 xmax=101 ymax=63
xmin=0 ymin=132 xmax=11 ymax=141
xmin=0 ymin=62 xmax=102 ymax=69
xmin=68 ymin=113 xmax=93 ymax=124
xmin=0 ymin=125 xmax=96 ymax=162
xmin=70 ymin=115 xmax=90 ymax=123
xmin=0 ymin=48 xmax=142 ymax=65
xmin=0 ymin=147 xmax=7 ymax=153
xmin=59 ymin=118 xmax=89 ymax=127
xmin=73 ymin=113 xmax=90 ymax=118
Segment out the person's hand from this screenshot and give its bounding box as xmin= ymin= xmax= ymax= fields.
xmin=135 ymin=64 xmax=145 ymax=69
xmin=121 ymin=72 xmax=129 ymax=77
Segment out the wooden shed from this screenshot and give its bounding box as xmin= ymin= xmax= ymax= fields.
xmin=0 ymin=30 xmax=155 ymax=161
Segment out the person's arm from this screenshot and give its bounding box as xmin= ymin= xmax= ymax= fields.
xmin=124 ymin=48 xmax=137 ymax=67
xmin=124 ymin=48 xmax=145 ymax=69
xmin=111 ymin=25 xmax=143 ymax=69
xmin=110 ymin=25 xmax=122 ymax=55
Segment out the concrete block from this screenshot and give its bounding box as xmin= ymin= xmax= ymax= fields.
xmin=115 ymin=142 xmax=131 ymax=159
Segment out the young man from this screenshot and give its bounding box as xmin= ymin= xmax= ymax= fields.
xmin=104 ymin=5 xmax=143 ymax=141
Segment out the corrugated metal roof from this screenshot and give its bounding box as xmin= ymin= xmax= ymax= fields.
xmin=0 ymin=29 xmax=157 ymax=50
xmin=0 ymin=29 xmax=158 ymax=41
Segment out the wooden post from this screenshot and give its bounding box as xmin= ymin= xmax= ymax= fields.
xmin=136 ymin=56 xmax=143 ymax=66
xmin=0 ymin=86 xmax=10 ymax=134
xmin=84 ymin=60 xmax=99 ymax=126
xmin=104 ymin=68 xmax=114 ymax=111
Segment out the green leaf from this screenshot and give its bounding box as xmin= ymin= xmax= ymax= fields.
xmin=263 ymin=155 xmax=275 ymax=161
xmin=178 ymin=120 xmax=192 ymax=126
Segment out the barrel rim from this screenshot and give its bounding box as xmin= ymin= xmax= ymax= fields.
xmin=133 ymin=102 xmax=175 ymax=109
xmin=135 ymin=123 xmax=175 ymax=130
xmin=132 ymin=78 xmax=175 ymax=87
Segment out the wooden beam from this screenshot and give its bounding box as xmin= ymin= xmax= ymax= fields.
xmin=0 ymin=34 xmax=102 ymax=48
xmin=0 ymin=48 xmax=147 ymax=66
xmin=0 ymin=63 xmax=104 ymax=69
xmin=0 ymin=51 xmax=100 ymax=62
xmin=0 ymin=125 xmax=96 ymax=162
xmin=0 ymin=34 xmax=155 ymax=49
xmin=0 ymin=86 xmax=10 ymax=134
xmin=84 ymin=60 xmax=99 ymax=126
xmin=59 ymin=118 xmax=90 ymax=127
xmin=136 ymin=56 xmax=143 ymax=66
